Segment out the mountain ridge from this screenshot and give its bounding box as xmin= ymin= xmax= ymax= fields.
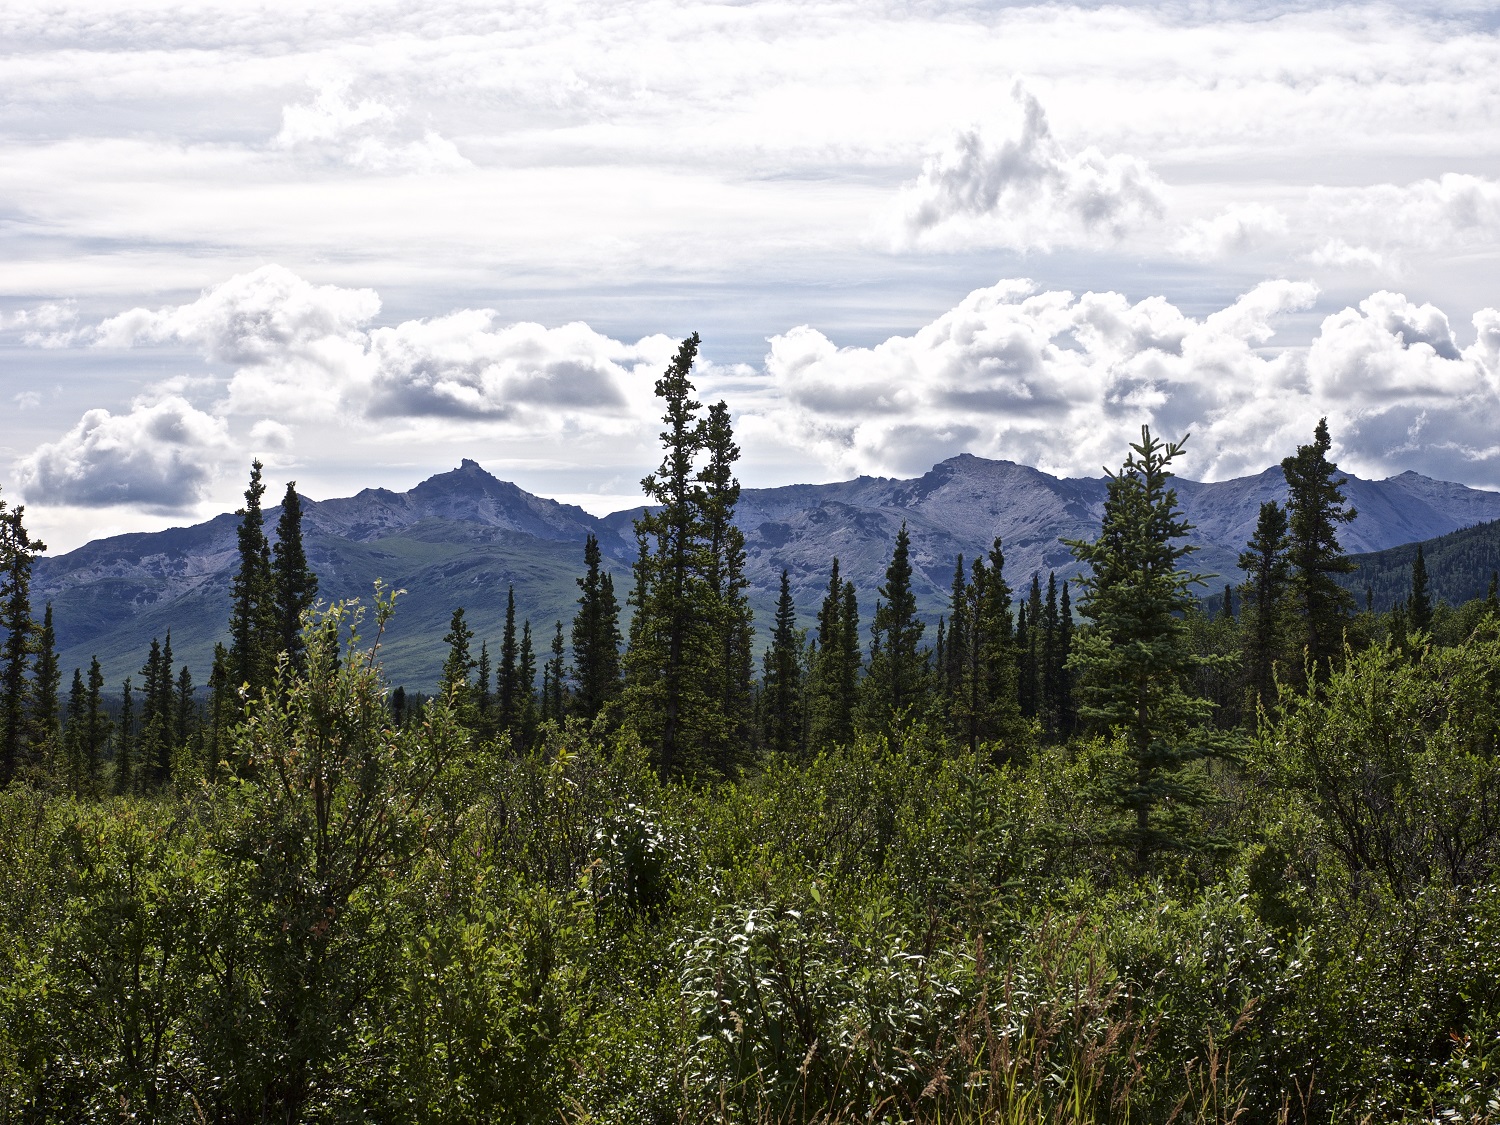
xmin=31 ymin=454 xmax=1500 ymax=691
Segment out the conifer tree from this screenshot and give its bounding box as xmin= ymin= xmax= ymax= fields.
xmin=1282 ymin=418 xmax=1356 ymax=682
xmin=272 ymin=480 xmax=318 ymax=671
xmin=761 ymin=569 xmax=804 ymax=755
xmin=1056 ymin=582 xmax=1075 ymax=738
xmin=1041 ymin=573 xmax=1062 ymax=739
xmin=498 ymin=588 xmax=518 ymax=732
xmin=572 ymin=533 xmax=622 ymax=722
xmin=0 ymin=499 xmax=44 ymax=787
xmin=623 ymin=333 xmax=754 ymax=777
xmin=1410 ymin=543 xmax=1433 ymax=634
xmin=807 ymin=559 xmax=859 ymax=751
xmin=174 ymin=664 xmax=197 ymax=782
xmin=700 ymin=400 xmax=755 ymax=770
xmin=229 ymin=460 xmax=275 ymax=702
xmin=84 ymin=656 xmax=109 ymax=789
xmin=543 ymin=621 xmax=567 ymax=723
xmin=439 ymin=608 xmax=475 ymax=708
xmin=964 ymin=539 xmax=1024 ymax=754
xmin=207 ymin=644 xmax=232 ymax=774
xmin=30 ymin=603 xmax=61 ymax=773
xmin=1487 ymin=571 xmax=1499 ymax=616
xmin=943 ymin=556 xmax=969 ymax=709
xmin=1065 ymin=426 xmax=1217 ymax=873
xmin=475 ymin=642 xmax=496 ymax=740
xmin=516 ymin=620 xmax=537 ymax=748
xmin=1238 ymin=500 xmax=1291 ymax=712
xmin=863 ymin=523 xmax=927 ymax=736
xmin=115 ymin=677 xmax=134 ymax=795
xmin=63 ymin=668 xmax=87 ymax=794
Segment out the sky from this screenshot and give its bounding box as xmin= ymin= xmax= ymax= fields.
xmin=4 ymin=0 xmax=1500 ymax=553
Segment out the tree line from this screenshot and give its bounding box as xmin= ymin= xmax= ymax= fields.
xmin=0 ymin=341 xmax=1482 ymax=803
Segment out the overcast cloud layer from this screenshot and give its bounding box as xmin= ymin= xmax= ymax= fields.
xmin=2 ymin=0 xmax=1499 ymax=549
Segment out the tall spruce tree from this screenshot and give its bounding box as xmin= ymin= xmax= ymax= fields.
xmin=0 ymin=499 xmax=44 ymax=787
xmin=623 ymin=333 xmax=754 ymax=777
xmin=965 ymin=538 xmax=1024 ymax=754
xmin=761 ymin=569 xmax=804 ymax=755
xmin=498 ymin=588 xmax=518 ymax=732
xmin=1065 ymin=427 xmax=1217 ymax=873
xmin=543 ymin=621 xmax=567 ymax=723
xmin=84 ymin=656 xmax=109 ymax=791
xmin=115 ymin=677 xmax=134 ymax=795
xmin=1282 ymin=418 xmax=1356 ymax=682
xmin=63 ymin=669 xmax=87 ymax=794
xmin=439 ymin=608 xmax=476 ymax=708
xmin=807 ymin=559 xmax=859 ymax=752
xmin=863 ymin=523 xmax=927 ymax=736
xmin=1410 ymin=543 xmax=1433 ymax=635
xmin=228 ymin=460 xmax=275 ymax=702
xmin=700 ymin=400 xmax=755 ymax=771
xmin=1238 ymin=500 xmax=1291 ymax=713
xmin=30 ymin=603 xmax=61 ymax=773
xmin=515 ymin=620 xmax=537 ymax=748
xmin=572 ymin=534 xmax=622 ymax=722
xmin=272 ymin=480 xmax=319 ymax=672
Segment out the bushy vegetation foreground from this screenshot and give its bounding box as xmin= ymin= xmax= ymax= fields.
xmin=3 ymin=595 xmax=1500 ymax=1124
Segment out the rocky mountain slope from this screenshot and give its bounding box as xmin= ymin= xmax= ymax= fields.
xmin=33 ymin=455 xmax=1500 ymax=691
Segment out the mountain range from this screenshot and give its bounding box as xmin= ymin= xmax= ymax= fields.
xmin=32 ymin=455 xmax=1500 ymax=691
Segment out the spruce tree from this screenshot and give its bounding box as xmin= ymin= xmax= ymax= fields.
xmin=174 ymin=664 xmax=197 ymax=783
xmin=700 ymin=400 xmax=755 ymax=771
xmin=30 ymin=603 xmax=61 ymax=774
xmin=1238 ymin=500 xmax=1291 ymax=713
xmin=572 ymin=534 xmax=622 ymax=722
xmin=498 ymin=588 xmax=518 ymax=732
xmin=943 ymin=555 xmax=969 ymax=712
xmin=0 ymin=500 xmax=43 ymax=787
xmin=863 ymin=523 xmax=927 ymax=736
xmin=84 ymin=656 xmax=109 ymax=790
xmin=439 ymin=608 xmax=475 ymax=706
xmin=966 ymin=538 xmax=1024 ymax=754
xmin=115 ymin=677 xmax=134 ymax=795
xmin=761 ymin=570 xmax=804 ymax=756
xmin=807 ymin=559 xmax=858 ymax=752
xmin=543 ymin=621 xmax=567 ymax=723
xmin=516 ymin=620 xmax=537 ymax=748
xmin=272 ymin=480 xmax=319 ymax=671
xmin=1065 ymin=426 xmax=1217 ymax=873
xmin=1410 ymin=543 xmax=1433 ymax=634
xmin=1041 ymin=573 xmax=1061 ymax=739
xmin=623 ymin=333 xmax=754 ymax=777
xmin=1282 ymin=418 xmax=1356 ymax=682
xmin=228 ymin=460 xmax=275 ymax=702
xmin=207 ymin=644 xmax=232 ymax=774
xmin=64 ymin=669 xmax=87 ymax=794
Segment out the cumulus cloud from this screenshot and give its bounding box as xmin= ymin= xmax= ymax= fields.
xmin=895 ymin=85 xmax=1165 ymax=252
xmin=755 ymin=277 xmax=1500 ymax=487
xmin=0 ymin=300 xmax=82 ymax=347
xmin=83 ymin=266 xmax=678 ymax=437
xmin=1173 ymin=205 xmax=1288 ymax=260
xmin=97 ymin=265 xmax=380 ymax=418
xmin=14 ymin=395 xmax=231 ymax=511
xmin=273 ymin=77 xmax=470 ymax=174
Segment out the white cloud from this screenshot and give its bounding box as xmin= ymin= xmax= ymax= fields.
xmin=894 ymin=85 xmax=1165 ymax=252
xmin=0 ymin=300 xmax=82 ymax=347
xmin=14 ymin=395 xmax=231 ymax=511
xmin=757 ymin=278 xmax=1500 ymax=488
xmin=273 ymin=77 xmax=470 ymax=174
xmin=1173 ymin=205 xmax=1288 ymax=260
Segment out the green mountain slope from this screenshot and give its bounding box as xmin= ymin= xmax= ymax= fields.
xmin=1341 ymin=519 xmax=1500 ymax=612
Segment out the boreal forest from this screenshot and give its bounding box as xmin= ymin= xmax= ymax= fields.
xmin=3 ymin=333 xmax=1500 ymax=1123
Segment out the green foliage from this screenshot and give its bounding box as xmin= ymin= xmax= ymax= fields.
xmin=1283 ymin=418 xmax=1357 ymax=683
xmin=1066 ymin=426 xmax=1219 ymax=872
